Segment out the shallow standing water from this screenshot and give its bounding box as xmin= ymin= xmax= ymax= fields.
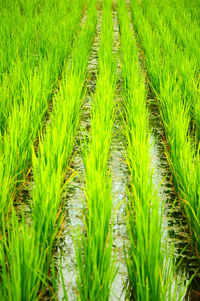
xmin=6 ymin=1 xmax=200 ymax=300
xmin=56 ymin=3 xmax=200 ymax=300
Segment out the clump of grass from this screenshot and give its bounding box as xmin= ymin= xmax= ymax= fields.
xmin=74 ymin=1 xmax=117 ymax=299
xmin=118 ymin=0 xmax=188 ymax=299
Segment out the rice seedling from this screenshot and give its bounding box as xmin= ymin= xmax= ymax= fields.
xmin=0 ymin=0 xmax=85 ymax=229
xmin=151 ymin=0 xmax=200 ymax=140
xmin=32 ymin=0 xmax=97 ymax=257
xmin=0 ymin=2 xmax=97 ymax=300
xmin=151 ymin=4 xmax=198 ymax=118
xmin=133 ymin=0 xmax=200 ymax=140
xmin=118 ymin=0 xmax=187 ymax=299
xmin=182 ymin=0 xmax=200 ymax=22
xmin=0 ymin=0 xmax=199 ymax=299
xmin=0 ymin=0 xmax=85 ymax=135
xmin=130 ymin=0 xmax=200 ymax=258
xmin=154 ymin=0 xmax=200 ymax=62
xmin=74 ymin=1 xmax=117 ymax=299
xmin=0 ymin=212 xmax=47 ymax=301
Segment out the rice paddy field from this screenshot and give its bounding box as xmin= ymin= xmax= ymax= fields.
xmin=0 ymin=0 xmax=200 ymax=300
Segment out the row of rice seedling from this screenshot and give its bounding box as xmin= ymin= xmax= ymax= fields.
xmin=152 ymin=0 xmax=200 ymax=63
xmin=0 ymin=0 xmax=85 ymax=229
xmin=130 ymin=0 xmax=200 ymax=257
xmin=136 ymin=0 xmax=200 ymax=139
xmin=74 ymin=0 xmax=117 ymax=299
xmin=0 ymin=0 xmax=85 ymax=135
xmin=117 ymin=0 xmax=187 ymax=299
xmin=0 ymin=2 xmax=97 ymax=300
xmin=31 ymin=0 xmax=97 ymax=275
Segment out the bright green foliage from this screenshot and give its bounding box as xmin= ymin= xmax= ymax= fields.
xmin=118 ymin=0 xmax=187 ymax=299
xmin=130 ymin=0 xmax=200 ymax=257
xmin=32 ymin=0 xmax=97 ymax=254
xmin=74 ymin=1 xmax=117 ymax=299
xmin=0 ymin=0 xmax=84 ymax=135
xmin=0 ymin=0 xmax=85 ymax=228
xmin=0 ymin=213 xmax=47 ymax=301
xmin=0 ymin=0 xmax=199 ymax=299
xmin=0 ymin=3 xmax=97 ymax=300
xmin=138 ymin=0 xmax=200 ymax=139
xmin=153 ymin=0 xmax=200 ymax=63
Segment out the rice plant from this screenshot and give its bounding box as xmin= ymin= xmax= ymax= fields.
xmin=0 ymin=0 xmax=199 ymax=299
xmin=134 ymin=0 xmax=200 ymax=139
xmin=0 ymin=0 xmax=85 ymax=135
xmin=118 ymin=0 xmax=188 ymax=299
xmin=0 ymin=212 xmax=47 ymax=301
xmin=32 ymin=0 xmax=97 ymax=257
xmin=0 ymin=0 xmax=85 ymax=229
xmin=74 ymin=0 xmax=117 ymax=299
xmin=0 ymin=1 xmax=98 ymax=299
xmin=130 ymin=0 xmax=200 ymax=258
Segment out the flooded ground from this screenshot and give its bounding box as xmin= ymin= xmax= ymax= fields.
xmin=55 ymin=4 xmax=200 ymax=301
xmin=14 ymin=3 xmax=200 ymax=300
